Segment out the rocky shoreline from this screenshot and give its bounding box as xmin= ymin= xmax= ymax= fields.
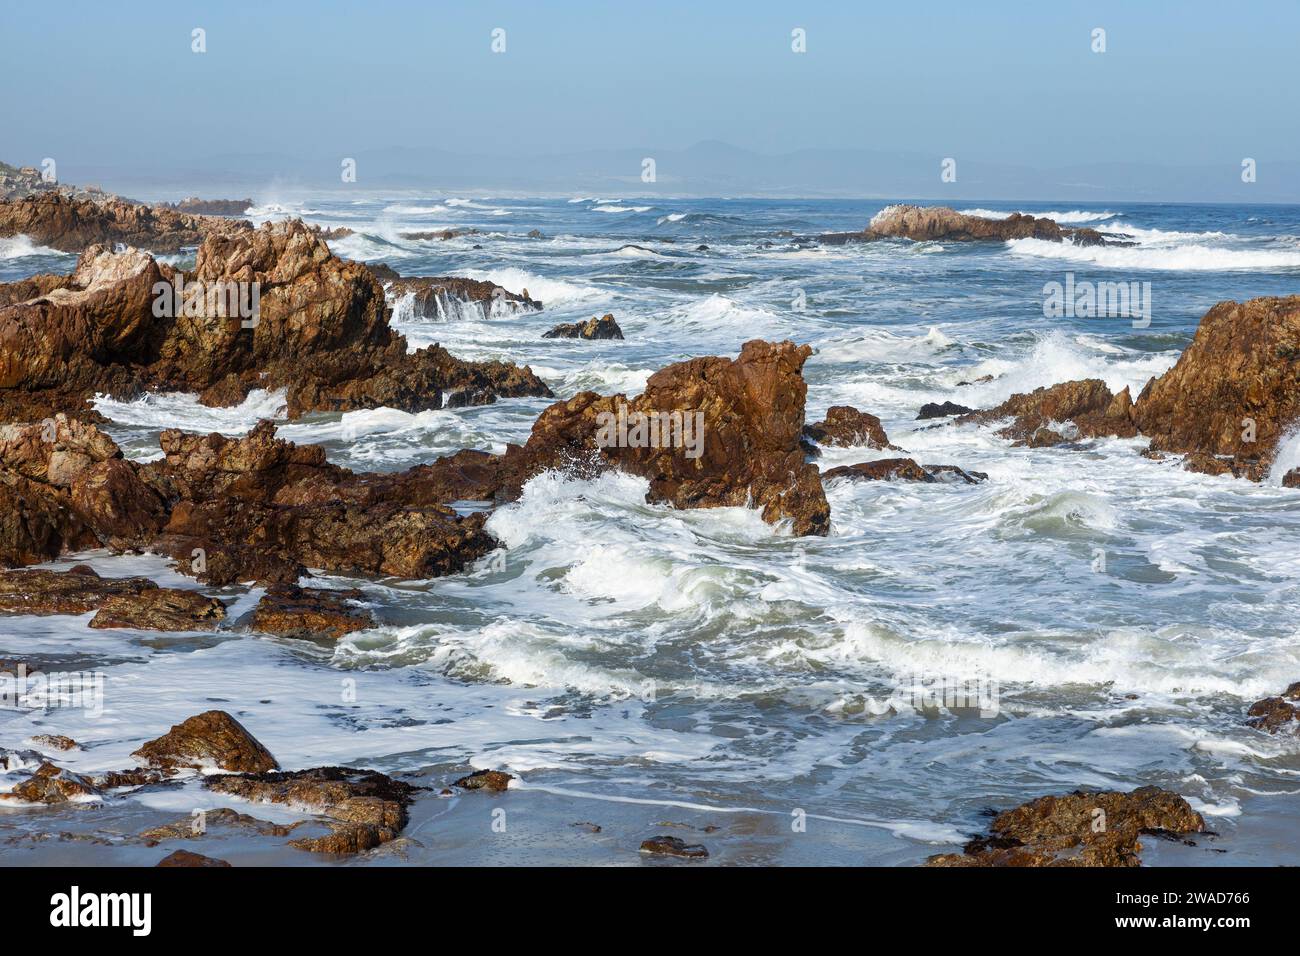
xmin=2 ymin=180 xmax=1298 ymax=866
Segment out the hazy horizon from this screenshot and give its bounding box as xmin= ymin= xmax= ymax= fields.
xmin=4 ymin=0 xmax=1298 ymax=202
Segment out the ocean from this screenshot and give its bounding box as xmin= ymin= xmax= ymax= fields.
xmin=3 ymin=195 xmax=1300 ymax=865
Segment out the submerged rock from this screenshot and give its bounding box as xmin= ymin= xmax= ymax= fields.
xmin=925 ymin=787 xmax=1205 ymax=867
xmin=0 ymin=565 xmax=222 ymax=630
xmin=87 ymin=587 xmax=225 ymax=631
xmin=1246 ymin=682 xmax=1300 ymax=734
xmin=453 ymin=769 xmax=514 ymax=792
xmin=640 ymin=835 xmax=709 ymax=859
xmin=140 ymin=807 xmax=298 ymax=844
xmin=804 ymin=405 xmax=894 ymax=449
xmin=543 ymin=313 xmax=624 ymax=340
xmin=156 ymin=849 xmax=232 ymax=867
xmin=204 ymin=766 xmax=419 ymax=854
xmin=29 ymin=734 xmax=78 ymax=752
xmin=132 ymin=710 xmax=279 ymax=774
xmin=820 ymin=205 xmax=1121 ymax=246
xmin=822 ymin=458 xmax=987 ymax=484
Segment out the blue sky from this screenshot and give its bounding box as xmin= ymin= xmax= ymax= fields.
xmin=3 ymin=1 xmax=1296 ymax=194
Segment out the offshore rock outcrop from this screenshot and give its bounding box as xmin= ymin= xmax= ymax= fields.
xmin=926 ymin=787 xmax=1205 ymax=867
xmin=820 ymin=205 xmax=1121 ymax=247
xmin=0 ymin=191 xmax=249 ymax=254
xmin=0 ymin=220 xmax=552 ymax=421
xmin=543 ymin=313 xmax=624 ymax=340
xmin=384 ymin=273 xmax=542 ymax=321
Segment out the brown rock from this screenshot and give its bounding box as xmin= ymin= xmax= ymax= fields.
xmin=518 ymin=339 xmax=829 ymax=535
xmin=820 ymin=205 xmax=1121 ymax=246
xmin=822 ymin=458 xmax=987 ymax=484
xmin=0 ymin=220 xmax=551 ymax=421
xmin=386 ymin=275 xmax=542 ymax=319
xmin=29 ymin=734 xmax=78 ymax=751
xmin=132 ymin=710 xmax=279 ymax=774
xmin=1246 ymin=681 xmax=1300 ymax=734
xmin=145 ymin=421 xmax=497 ymax=585
xmin=917 ymin=400 xmax=976 ymax=420
xmin=640 ymin=835 xmax=709 ymax=859
xmin=804 ymin=405 xmax=894 ymax=449
xmin=1133 ymin=295 xmax=1300 ymax=480
xmin=205 ymin=766 xmax=418 ymax=854
xmin=543 ymin=314 xmax=624 ymax=340
xmin=140 ymin=806 xmax=298 ymax=843
xmin=453 ymin=769 xmax=514 ymax=792
xmin=925 ymin=787 xmax=1205 ymax=867
xmin=0 ymin=192 xmax=249 ymax=254
xmin=250 ymin=584 xmax=373 ymax=640
xmin=1027 ymin=426 xmax=1067 ymax=448
xmin=88 ymin=588 xmax=225 ymax=631
xmin=2 ymin=761 xmax=99 ymax=805
xmin=959 ymin=379 xmax=1138 ymax=443
xmin=156 ymin=849 xmax=232 ymax=867
xmin=0 ymin=565 xmax=156 ymax=614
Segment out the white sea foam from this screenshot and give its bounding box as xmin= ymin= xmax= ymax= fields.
xmin=958 ymin=208 xmax=1119 ymax=224
xmin=92 ymin=388 xmax=287 ymax=434
xmin=0 ymin=234 xmax=68 ymax=260
xmin=1008 ymin=235 xmax=1300 ymax=270
xmin=460 ymin=266 xmax=607 ymax=307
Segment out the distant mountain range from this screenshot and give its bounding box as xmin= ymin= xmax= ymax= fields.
xmin=31 ymin=142 xmax=1300 ymax=204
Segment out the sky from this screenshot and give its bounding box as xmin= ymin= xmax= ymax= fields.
xmin=3 ymin=1 xmax=1297 ymax=198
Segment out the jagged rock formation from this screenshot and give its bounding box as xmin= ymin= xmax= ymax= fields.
xmin=0 ymin=191 xmax=249 ymax=253
xmin=0 ymin=219 xmax=552 ymax=421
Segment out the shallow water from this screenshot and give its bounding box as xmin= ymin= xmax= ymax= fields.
xmin=3 ymin=196 xmax=1300 ymax=865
